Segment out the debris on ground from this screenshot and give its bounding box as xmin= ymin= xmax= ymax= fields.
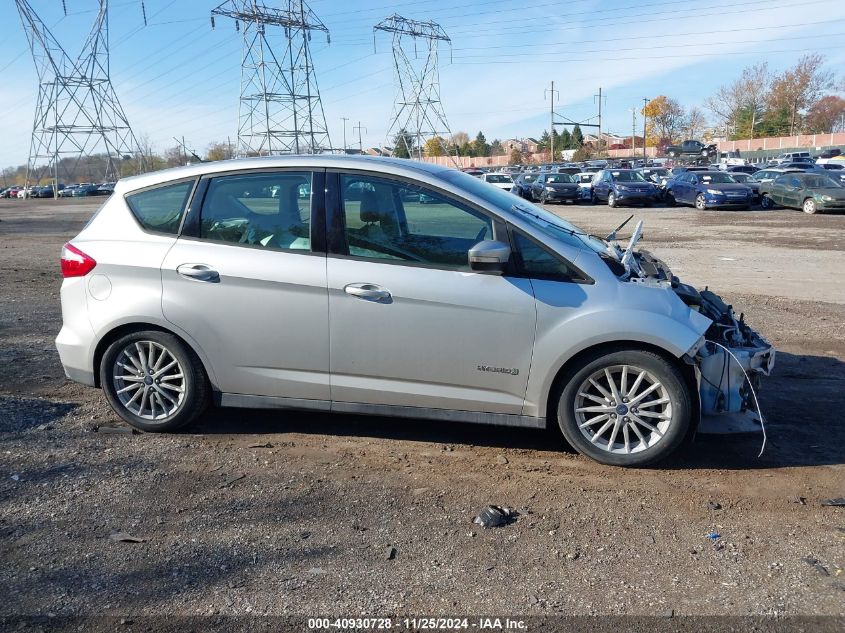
xmin=10 ymin=474 xmax=20 ymax=481
xmin=94 ymin=425 xmax=135 ymax=435
xmin=219 ymin=474 xmax=246 ymax=488
xmin=789 ymin=496 xmax=807 ymax=505
xmin=386 ymin=546 xmax=397 ymax=560
xmin=108 ymin=532 xmax=146 ymax=543
xmin=496 ymin=455 xmax=509 ymax=465
xmin=706 ymin=532 xmax=721 ymax=541
xmin=803 ymin=556 xmax=830 ymax=576
xmin=821 ymin=498 xmax=845 ymax=507
xmin=247 ymin=442 xmax=273 ymax=449
xmin=473 ymin=505 xmax=518 ymax=529
xmin=707 ymin=501 xmax=722 ymax=511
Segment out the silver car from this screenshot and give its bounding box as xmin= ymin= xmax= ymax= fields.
xmin=56 ymin=156 xmax=774 ymax=466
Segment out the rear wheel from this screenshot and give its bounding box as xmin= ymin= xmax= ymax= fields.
xmin=760 ymin=194 xmax=774 ymax=209
xmin=607 ymin=191 xmax=617 ymax=208
xmin=100 ymin=330 xmax=209 ymax=432
xmin=802 ymin=198 xmax=817 ymax=214
xmin=556 ymin=349 xmax=692 ymax=467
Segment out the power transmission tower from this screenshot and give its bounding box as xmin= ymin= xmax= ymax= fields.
xmin=211 ymin=0 xmax=332 ymax=156
xmin=16 ymin=0 xmax=143 ymax=192
xmin=374 ymin=14 xmax=453 ymax=161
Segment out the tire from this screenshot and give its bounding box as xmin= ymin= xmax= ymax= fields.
xmin=695 ymin=193 xmax=707 ymax=210
xmin=555 ymin=348 xmax=693 ymax=467
xmin=607 ymin=191 xmax=617 ymax=208
xmin=664 ymin=191 xmax=676 ymax=206
xmin=100 ymin=330 xmax=209 ymax=432
xmin=760 ymin=194 xmax=774 ymax=209
xmin=590 ymin=191 xmax=598 ymax=205
xmin=802 ymin=198 xmax=817 ymax=214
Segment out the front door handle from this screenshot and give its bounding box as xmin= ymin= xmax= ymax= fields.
xmin=344 ymin=283 xmax=392 ymax=303
xmin=177 ymin=263 xmax=220 ymax=283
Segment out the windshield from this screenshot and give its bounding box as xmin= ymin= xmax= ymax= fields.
xmin=486 ymin=174 xmax=512 ymax=183
xmin=439 ymin=169 xmax=606 ymax=255
xmin=730 ymin=174 xmax=750 ymax=182
xmin=802 ymin=174 xmax=843 ymax=188
xmin=520 ymin=174 xmax=537 ymax=183
xmin=698 ymin=173 xmax=737 ymax=184
xmin=611 ymin=171 xmax=646 ymax=182
xmin=546 ymin=174 xmax=574 ymax=184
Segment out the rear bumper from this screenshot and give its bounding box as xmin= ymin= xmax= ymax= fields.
xmin=55 ymin=277 xmax=97 ymax=387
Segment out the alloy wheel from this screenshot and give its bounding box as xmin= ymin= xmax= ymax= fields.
xmin=112 ymin=340 xmax=186 ymax=421
xmin=695 ymin=194 xmax=706 ymax=210
xmin=803 ymin=199 xmax=817 ymax=214
xmin=573 ymin=364 xmax=672 ymax=455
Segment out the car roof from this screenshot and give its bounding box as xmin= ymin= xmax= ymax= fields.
xmin=118 ymin=155 xmax=453 ymax=193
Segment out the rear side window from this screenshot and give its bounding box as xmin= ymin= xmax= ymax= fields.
xmin=125 ymin=180 xmax=194 ymax=234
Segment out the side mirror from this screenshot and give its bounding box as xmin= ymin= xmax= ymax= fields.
xmin=468 ymin=240 xmax=511 ymax=274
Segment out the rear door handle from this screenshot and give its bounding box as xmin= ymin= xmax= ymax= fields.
xmin=344 ymin=283 xmax=392 ymax=303
xmin=177 ymin=263 xmax=220 ymax=283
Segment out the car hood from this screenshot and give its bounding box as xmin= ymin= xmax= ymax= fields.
xmin=812 ymin=188 xmax=845 ymax=198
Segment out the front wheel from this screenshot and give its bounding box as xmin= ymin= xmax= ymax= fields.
xmin=695 ymin=193 xmax=707 ymax=210
xmin=100 ymin=330 xmax=210 ymax=432
xmin=802 ymin=198 xmax=817 ymax=214
xmin=556 ymin=349 xmax=693 ymax=467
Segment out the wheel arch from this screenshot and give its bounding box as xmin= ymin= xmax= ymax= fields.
xmin=93 ymin=322 xmax=215 ymax=389
xmin=542 ymin=340 xmax=699 ymax=434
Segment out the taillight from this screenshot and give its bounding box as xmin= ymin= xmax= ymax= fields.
xmin=61 ymin=243 xmax=96 ymax=278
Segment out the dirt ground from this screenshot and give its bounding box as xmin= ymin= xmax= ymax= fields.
xmin=1 ymin=197 xmax=844 ymax=624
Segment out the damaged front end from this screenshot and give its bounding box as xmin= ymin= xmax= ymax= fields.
xmin=601 ymin=219 xmax=775 ymax=434
xmin=678 ymin=285 xmax=775 ymax=433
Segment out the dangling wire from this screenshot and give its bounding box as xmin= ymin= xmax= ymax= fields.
xmin=140 ymin=1 xmax=147 ymax=27
xmin=61 ymin=0 xmax=67 ymax=16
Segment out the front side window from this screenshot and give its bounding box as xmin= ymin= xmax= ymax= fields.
xmin=340 ymin=174 xmax=492 ymax=269
xmin=199 ymin=172 xmax=312 ymax=250
xmin=125 ymin=180 xmax=194 ymax=234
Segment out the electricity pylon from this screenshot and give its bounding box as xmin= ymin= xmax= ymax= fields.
xmin=211 ymin=0 xmax=332 ymax=156
xmin=374 ymin=14 xmax=454 ymax=161
xmin=16 ymin=0 xmax=143 ymax=190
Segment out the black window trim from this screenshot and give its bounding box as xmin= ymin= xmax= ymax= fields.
xmin=123 ymin=176 xmax=199 ymax=237
xmin=178 ymin=166 xmax=325 ymax=256
xmin=325 ymin=168 xmax=508 ymax=273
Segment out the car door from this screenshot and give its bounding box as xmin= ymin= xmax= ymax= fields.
xmin=325 ymin=171 xmax=537 ymax=415
xmin=593 ymin=171 xmax=608 ymax=200
xmin=783 ymin=175 xmax=803 ymax=208
xmin=531 ymin=173 xmax=545 ymax=200
xmin=672 ymin=173 xmax=690 ymax=203
xmin=160 ymin=169 xmax=331 ymax=405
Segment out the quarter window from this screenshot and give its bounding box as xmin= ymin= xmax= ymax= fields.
xmin=125 ymin=180 xmax=194 ymax=234
xmin=199 ymin=172 xmax=312 ymax=250
xmin=339 ymin=175 xmax=492 ymax=269
xmin=513 ymin=231 xmax=581 ymax=282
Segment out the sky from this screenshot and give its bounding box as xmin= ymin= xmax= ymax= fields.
xmin=1 ymin=0 xmax=845 ymax=168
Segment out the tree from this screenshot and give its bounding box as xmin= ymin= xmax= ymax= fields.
xmin=471 ymin=131 xmax=490 ymax=157
xmin=560 ymin=128 xmax=572 ymax=150
xmin=685 ymin=107 xmax=707 ymax=140
xmin=571 ymin=146 xmax=592 ymax=162
xmin=205 ymin=141 xmax=235 ymax=162
xmin=490 ymin=139 xmax=505 ymax=156
xmin=537 ymin=130 xmax=551 ymax=152
xmin=450 ymin=131 xmax=470 ymax=148
xmin=571 ymin=124 xmax=584 ymax=148
xmin=738 ymin=63 xmax=770 ymax=139
xmin=392 ymin=128 xmax=414 ymax=158
xmin=705 ymin=79 xmax=745 ymax=139
xmin=768 ymin=54 xmax=835 ymax=135
xmin=508 ymin=148 xmax=523 ymax=165
xmin=643 ymin=96 xmax=686 ymax=144
xmin=804 ymin=95 xmax=845 ymax=133
xmin=423 ymin=136 xmax=447 ymax=157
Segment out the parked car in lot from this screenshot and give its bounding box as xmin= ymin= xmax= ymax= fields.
xmin=758 ymin=172 xmax=845 ymax=214
xmin=591 ymin=169 xmax=659 ymax=207
xmin=574 ymin=173 xmax=595 ymax=200
xmin=726 ymin=173 xmax=760 ymax=204
xmin=72 ymin=184 xmax=99 ymax=197
xmin=664 ymin=170 xmax=753 ymax=210
xmin=58 ymin=185 xmax=79 ymax=198
xmin=94 ymin=182 xmax=116 ymax=196
xmin=529 ymin=172 xmax=581 ymax=204
xmin=511 ymin=173 xmax=538 ymax=199
xmin=480 ymin=172 xmax=514 ymax=191
xmin=725 ymin=165 xmax=758 ymax=174
xmin=55 ymin=155 xmax=774 ymax=467
xmin=665 ymin=139 xmax=717 ymax=158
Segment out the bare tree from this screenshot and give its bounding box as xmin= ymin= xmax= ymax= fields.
xmin=704 ymin=81 xmax=744 ymax=139
xmin=739 ymin=63 xmax=770 ymax=139
xmin=768 ymin=54 xmax=835 ymax=135
xmin=685 ymin=107 xmax=707 ymax=139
